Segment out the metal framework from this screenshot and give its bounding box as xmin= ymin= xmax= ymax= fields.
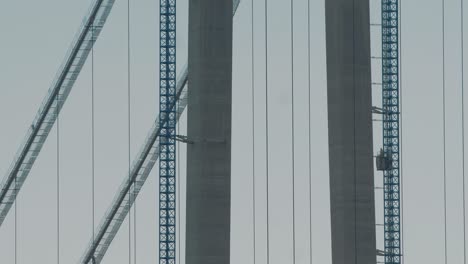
xmin=79 ymin=2 xmax=240 ymax=262
xmin=381 ymin=0 xmax=401 ymax=262
xmin=0 ymin=0 xmax=115 ymax=227
xmin=159 ymin=0 xmax=177 ymax=263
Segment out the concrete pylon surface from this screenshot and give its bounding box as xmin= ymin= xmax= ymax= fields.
xmin=185 ymin=0 xmax=233 ymax=264
xmin=325 ymin=0 xmax=377 ymax=263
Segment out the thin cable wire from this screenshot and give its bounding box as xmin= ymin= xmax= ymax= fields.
xmin=307 ymin=0 xmax=312 ymax=262
xmin=127 ymin=0 xmax=132 ymax=262
xmin=264 ymin=0 xmax=270 ymax=263
xmin=91 ymin=22 xmax=96 ymax=261
xmin=442 ymin=0 xmax=448 ymax=262
xmin=56 ymin=85 xmax=60 ymax=264
xmin=251 ymin=0 xmax=257 ymax=263
xmin=177 ymin=102 xmax=181 ymax=264
xmin=131 ymin=1 xmax=137 ymax=262
xmin=133 ymin=194 xmax=136 ymax=264
xmin=290 ymin=0 xmax=296 ymax=263
xmin=14 ymin=176 xmax=17 ymax=264
xmin=352 ymin=0 xmax=358 ymax=262
xmin=398 ymin=0 xmax=405 ymax=262
xmin=462 ymin=0 xmax=467 ymax=262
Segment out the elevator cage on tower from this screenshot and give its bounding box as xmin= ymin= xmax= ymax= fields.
xmin=159 ymin=0 xmax=177 ymax=264
xmin=381 ymin=0 xmax=401 ymax=263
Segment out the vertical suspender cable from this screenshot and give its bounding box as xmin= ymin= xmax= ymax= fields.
xmin=462 ymin=0 xmax=467 ymax=262
xmin=177 ymin=103 xmax=180 ymax=264
xmin=442 ymin=0 xmax=448 ymax=262
xmin=352 ymin=0 xmax=358 ymax=262
xmin=290 ymin=0 xmax=296 ymax=263
xmin=14 ymin=175 xmax=17 ymax=264
xmin=134 ymin=186 xmax=137 ymax=264
xmin=91 ymin=20 xmax=96 ymax=263
xmin=133 ymin=37 xmax=137 ymax=264
xmin=307 ymin=0 xmax=312 ymax=262
xmin=127 ymin=0 xmax=132 ymax=262
xmin=399 ymin=0 xmax=405 ymax=262
xmin=251 ymin=0 xmax=257 ymax=263
xmin=132 ymin=3 xmax=137 ymax=252
xmin=56 ymin=73 xmax=61 ymax=264
xmin=131 ymin=2 xmax=137 ymax=261
xmin=264 ymin=0 xmax=270 ymax=263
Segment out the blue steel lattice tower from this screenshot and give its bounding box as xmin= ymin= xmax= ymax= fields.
xmin=381 ymin=0 xmax=401 ymax=263
xmin=159 ymin=0 xmax=176 ymax=263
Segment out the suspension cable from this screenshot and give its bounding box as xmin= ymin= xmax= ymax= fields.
xmin=290 ymin=0 xmax=296 ymax=263
xmin=307 ymin=0 xmax=312 ymax=262
xmin=442 ymin=0 xmax=448 ymax=262
xmin=127 ymin=0 xmax=132 ymax=262
xmin=462 ymin=0 xmax=466 ymax=261
xmin=264 ymin=0 xmax=270 ymax=263
xmin=91 ymin=19 xmax=96 ymax=262
xmin=177 ymin=100 xmax=181 ymax=264
xmin=352 ymin=0 xmax=358 ymax=261
xmin=399 ymin=0 xmax=405 ymax=262
xmin=251 ymin=0 xmax=257 ymax=263
xmin=134 ymin=188 xmax=137 ymax=264
xmin=14 ymin=176 xmax=17 ymax=264
xmin=56 ymin=76 xmax=61 ymax=264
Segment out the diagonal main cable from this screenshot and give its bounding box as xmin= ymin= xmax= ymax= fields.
xmin=0 ymin=0 xmax=116 ymax=227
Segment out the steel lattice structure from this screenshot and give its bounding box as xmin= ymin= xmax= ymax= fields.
xmin=159 ymin=0 xmax=177 ymax=263
xmin=381 ymin=0 xmax=401 ymax=263
xmin=0 ymin=0 xmax=115 ymax=227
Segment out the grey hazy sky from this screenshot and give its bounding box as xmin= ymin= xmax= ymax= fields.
xmin=0 ymin=0 xmax=466 ymax=263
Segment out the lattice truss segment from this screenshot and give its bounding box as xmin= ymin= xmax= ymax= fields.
xmin=159 ymin=0 xmax=177 ymax=263
xmin=381 ymin=0 xmax=401 ymax=263
xmin=0 ymin=0 xmax=116 ymax=227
